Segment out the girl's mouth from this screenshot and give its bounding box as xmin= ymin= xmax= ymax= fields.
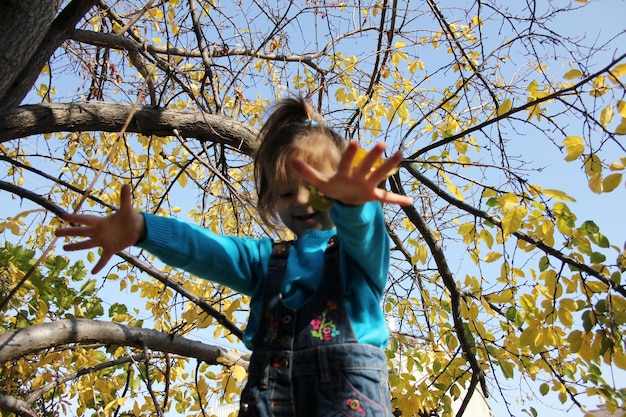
xmin=295 ymin=212 xmax=318 ymax=222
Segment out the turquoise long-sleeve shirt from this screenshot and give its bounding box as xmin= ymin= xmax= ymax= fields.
xmin=137 ymin=201 xmax=390 ymax=350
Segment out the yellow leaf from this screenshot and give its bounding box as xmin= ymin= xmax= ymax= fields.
xmin=351 ymin=147 xmax=398 ymax=177
xmin=502 ymin=205 xmax=526 ymax=236
xmin=480 ymin=229 xmax=494 ymax=248
xmin=584 ymin=154 xmax=603 ymax=176
xmin=616 ymin=118 xmax=626 ymax=135
xmin=611 ymin=63 xmax=626 ymax=78
xmin=497 ymin=98 xmax=512 ymax=116
xmin=542 ymin=189 xmax=576 ymax=202
xmin=446 ymin=181 xmax=464 ymax=201
xmin=231 ymin=364 xmax=248 ymax=382
xmin=602 ymin=173 xmax=622 ymax=192
xmin=483 ymin=251 xmax=502 ymax=263
xmin=600 ymin=104 xmax=614 ymax=128
xmin=586 ymin=281 xmax=609 ymax=293
xmin=558 ymin=308 xmax=574 ymax=328
xmin=617 ymin=101 xmax=626 ymax=118
xmin=307 ymin=185 xmax=333 ymax=211
xmin=520 ymin=293 xmax=536 ymax=311
xmin=613 ymin=348 xmax=626 ymax=370
xmin=563 ymin=69 xmax=583 ymax=80
xmin=148 ymin=8 xmax=164 ymax=19
xmin=588 ymin=173 xmax=603 ymax=194
xmin=563 ymin=135 xmax=584 ymax=161
xmin=590 ymin=75 xmax=609 ymax=97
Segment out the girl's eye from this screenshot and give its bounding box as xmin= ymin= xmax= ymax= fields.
xmin=279 ymin=191 xmax=293 ymax=199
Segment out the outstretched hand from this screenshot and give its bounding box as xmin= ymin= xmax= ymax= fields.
xmin=291 ymin=141 xmax=413 ymax=207
xmin=55 ymin=184 xmax=146 ymax=274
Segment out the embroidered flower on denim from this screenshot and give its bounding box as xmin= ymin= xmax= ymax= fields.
xmin=263 ymin=316 xmax=279 ymax=344
xmin=310 ymin=300 xmax=340 ymax=341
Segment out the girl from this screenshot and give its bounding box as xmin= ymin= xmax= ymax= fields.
xmin=56 ymin=96 xmax=413 ymax=417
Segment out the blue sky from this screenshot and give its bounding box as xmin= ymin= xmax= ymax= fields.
xmin=4 ymin=0 xmax=626 ymax=416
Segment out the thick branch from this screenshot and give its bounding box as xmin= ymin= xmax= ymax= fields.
xmin=0 ymin=394 xmax=37 ymax=417
xmin=0 ymin=319 xmax=246 ymax=367
xmin=0 ymin=102 xmax=259 ymax=156
xmin=0 ymin=0 xmax=98 ymax=112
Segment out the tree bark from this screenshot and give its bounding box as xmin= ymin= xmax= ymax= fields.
xmin=0 ymin=0 xmax=62 ymax=100
xmin=0 ymin=0 xmax=97 ymax=113
xmin=0 ymin=394 xmax=37 ymax=417
xmin=0 ymin=319 xmax=248 ymax=367
xmin=0 ymin=102 xmax=260 ymax=155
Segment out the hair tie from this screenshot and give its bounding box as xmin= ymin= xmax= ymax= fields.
xmin=304 ymin=118 xmax=318 ymax=127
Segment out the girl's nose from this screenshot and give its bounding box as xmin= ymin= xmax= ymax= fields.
xmin=295 ymin=185 xmax=310 ymax=206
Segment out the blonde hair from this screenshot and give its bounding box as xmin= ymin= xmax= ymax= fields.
xmin=254 ymin=96 xmax=347 ymax=228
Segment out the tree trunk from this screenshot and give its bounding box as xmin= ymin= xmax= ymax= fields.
xmin=0 ymin=0 xmax=62 ymax=102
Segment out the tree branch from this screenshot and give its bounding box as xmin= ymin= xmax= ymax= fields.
xmin=0 ymin=102 xmax=259 ymax=156
xmin=0 ymin=394 xmax=37 ymax=417
xmin=389 ymin=173 xmax=490 ymax=404
xmin=403 ymin=163 xmax=626 ymax=297
xmin=0 ymin=319 xmax=247 ymax=367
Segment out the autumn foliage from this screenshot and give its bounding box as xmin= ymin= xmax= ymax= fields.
xmin=1 ymin=1 xmax=625 ymax=416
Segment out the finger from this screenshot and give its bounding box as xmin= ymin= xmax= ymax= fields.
xmin=92 ymin=254 xmax=113 ymax=275
xmin=63 ymin=239 xmax=99 ymax=252
xmin=55 ymin=226 xmax=93 ymax=238
xmin=374 ymin=188 xmax=413 ymax=206
xmin=119 ymin=183 xmax=132 ymax=212
xmin=337 ymin=141 xmax=358 ymax=175
xmin=291 ymin=158 xmax=326 ymax=188
xmin=368 ymin=150 xmax=403 ymax=184
xmin=355 ymin=142 xmax=387 ymax=177
xmin=61 ymin=212 xmax=98 ymax=226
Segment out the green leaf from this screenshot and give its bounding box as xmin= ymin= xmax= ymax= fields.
xmin=539 ymin=256 xmax=550 ymax=271
xmin=568 ymin=330 xmax=583 ymax=353
xmin=590 ymin=252 xmax=606 ymax=264
xmin=580 ymin=220 xmax=600 ymax=234
xmin=80 ymin=279 xmax=98 ymax=295
xmin=539 ymin=383 xmax=550 ymax=396
xmin=582 ymin=310 xmax=595 ymax=332
xmin=499 ymin=359 xmax=514 ymax=379
xmin=506 ymin=306 xmax=517 ymax=321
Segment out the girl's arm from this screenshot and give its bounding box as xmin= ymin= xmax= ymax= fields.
xmin=56 ymin=184 xmax=270 ymax=293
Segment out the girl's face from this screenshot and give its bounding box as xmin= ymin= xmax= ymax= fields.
xmin=275 ymin=161 xmax=335 ymax=236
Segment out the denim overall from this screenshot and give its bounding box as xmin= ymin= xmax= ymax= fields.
xmin=238 ymin=237 xmax=393 ymax=417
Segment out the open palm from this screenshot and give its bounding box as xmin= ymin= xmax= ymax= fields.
xmin=291 ymin=141 xmax=413 ymax=207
